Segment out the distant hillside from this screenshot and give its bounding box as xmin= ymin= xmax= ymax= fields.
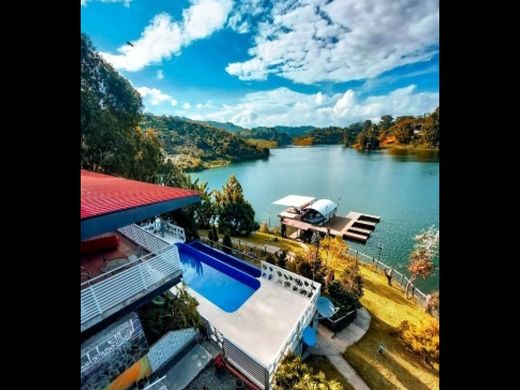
xmin=293 ymin=127 xmax=347 ymax=146
xmin=141 ymin=114 xmax=269 ymax=171
xmin=199 ymin=120 xmax=246 ymax=133
xmin=273 ymin=125 xmax=316 ymax=137
xmin=239 ymin=127 xmax=292 ymax=146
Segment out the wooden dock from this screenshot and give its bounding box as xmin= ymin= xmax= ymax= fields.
xmin=281 ymin=211 xmax=380 ymax=243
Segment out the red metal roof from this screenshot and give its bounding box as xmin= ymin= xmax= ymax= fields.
xmin=81 ymin=170 xmax=199 ymax=220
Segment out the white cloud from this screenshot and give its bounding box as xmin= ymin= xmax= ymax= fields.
xmin=183 ymin=103 xmax=192 ymax=110
xmin=191 ymin=85 xmax=438 ymax=128
xmin=136 ymin=86 xmax=178 ymax=106
xmin=227 ymin=0 xmax=265 ymax=34
xmin=156 ymin=70 xmax=164 ymax=80
xmin=226 ymin=0 xmax=439 ymax=84
xmin=100 ymin=0 xmax=232 ymax=71
xmin=183 ymin=0 xmax=233 ymax=40
xmin=81 ymin=0 xmax=132 ymax=7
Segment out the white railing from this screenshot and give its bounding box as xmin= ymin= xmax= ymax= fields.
xmin=142 ymin=376 xmax=169 ymax=390
xmin=118 ymin=224 xmax=171 ymax=253
xmin=140 ymin=220 xmax=186 ymax=243
xmin=348 ymin=248 xmax=431 ymax=308
xmin=81 ymin=246 xmax=181 ymax=331
xmin=266 ymin=281 xmax=321 ymax=380
xmin=260 ymin=261 xmax=320 ymax=299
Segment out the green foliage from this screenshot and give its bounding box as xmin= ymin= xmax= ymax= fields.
xmin=289 ymin=246 xmax=328 ymax=282
xmin=355 ymin=126 xmax=380 ymax=150
xmin=214 ymin=175 xmax=256 ymax=236
xmin=239 ymin=127 xmax=292 ymax=146
xmin=398 ymin=319 xmax=439 ymax=366
xmin=140 ymin=114 xmax=269 ymax=171
xmin=293 ymin=127 xmax=346 ymax=146
xmin=81 ymin=33 xmax=148 ymax=177
xmin=379 ymin=115 xmax=395 ymax=131
xmin=273 ymin=353 xmax=343 ymax=390
xmin=139 ymin=286 xmax=201 ymax=344
xmin=421 ymin=107 xmax=439 ymax=148
xmin=222 ymin=233 xmax=233 ymax=253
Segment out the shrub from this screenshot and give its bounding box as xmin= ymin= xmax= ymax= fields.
xmin=273 ymin=353 xmax=342 ymax=390
xmin=222 ymin=233 xmax=233 ymax=254
xmin=398 ymin=319 xmax=439 ymax=367
xmin=258 ymin=222 xmax=270 ymax=233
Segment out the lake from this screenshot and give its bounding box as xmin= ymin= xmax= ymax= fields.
xmin=191 ymin=145 xmax=439 ymax=292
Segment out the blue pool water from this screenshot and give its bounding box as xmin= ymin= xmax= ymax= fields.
xmin=176 ymin=243 xmax=259 ymax=313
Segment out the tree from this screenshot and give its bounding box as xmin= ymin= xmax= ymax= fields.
xmin=273 ymin=353 xmax=342 ymax=390
xmin=275 ymin=249 xmax=288 ymax=269
xmin=421 ymin=106 xmax=439 ymax=148
xmin=320 ymin=236 xmax=348 ymax=268
xmin=398 ymin=319 xmax=439 ymax=368
xmin=406 ymin=226 xmax=439 ymax=298
xmin=81 ymin=33 xmax=144 ymax=177
xmin=214 ymin=175 xmax=256 ymax=236
xmin=379 ymin=115 xmax=395 ymax=131
xmin=355 ymin=126 xmax=380 ymax=150
xmin=222 ymin=233 xmax=233 ymax=253
xmin=425 ymin=290 xmax=440 ymax=315
xmin=138 ymin=285 xmax=201 ymax=344
xmin=290 ymin=246 xmax=327 ymax=282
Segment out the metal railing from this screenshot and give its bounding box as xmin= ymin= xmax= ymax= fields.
xmin=81 ymin=245 xmax=181 ymax=331
xmin=348 ymin=248 xmax=430 ymax=308
xmin=140 ymin=221 xmax=186 ymax=243
xmin=266 ymin=281 xmax=321 ymax=381
xmin=118 ymin=224 xmax=172 ymax=253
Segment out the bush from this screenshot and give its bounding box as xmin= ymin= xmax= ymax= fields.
xmin=273 ymin=353 xmax=342 ymax=390
xmin=222 ymin=233 xmax=233 ymax=254
xmin=138 ymin=285 xmax=200 ymax=344
xmin=321 ymin=280 xmax=360 ymax=332
xmin=398 ymin=319 xmax=439 ymax=367
xmin=258 ymin=222 xmax=270 ymax=233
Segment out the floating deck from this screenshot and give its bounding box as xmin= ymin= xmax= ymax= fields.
xmin=281 ymin=211 xmax=380 ymax=243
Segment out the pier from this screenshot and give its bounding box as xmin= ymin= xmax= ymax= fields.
xmin=281 ymin=211 xmax=380 ymax=243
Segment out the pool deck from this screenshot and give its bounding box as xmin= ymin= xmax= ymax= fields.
xmin=171 ymin=277 xmax=309 ymax=368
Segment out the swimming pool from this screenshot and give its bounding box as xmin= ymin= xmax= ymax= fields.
xmin=176 ymin=243 xmax=260 ymax=313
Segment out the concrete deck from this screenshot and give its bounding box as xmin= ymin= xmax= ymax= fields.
xmin=166 ymin=343 xmax=215 ymax=390
xmin=173 ymin=278 xmax=310 ymax=368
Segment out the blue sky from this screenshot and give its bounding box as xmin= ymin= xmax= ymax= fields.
xmin=81 ymin=0 xmax=439 ymax=128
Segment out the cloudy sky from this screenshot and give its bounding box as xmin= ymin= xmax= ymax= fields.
xmin=81 ymin=0 xmax=439 ymax=128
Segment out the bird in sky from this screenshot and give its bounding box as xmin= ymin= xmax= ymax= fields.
xmin=126 ymin=41 xmax=134 ymax=47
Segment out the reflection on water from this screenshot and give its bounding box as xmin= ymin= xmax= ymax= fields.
xmin=191 ymin=145 xmax=439 ymax=292
xmin=385 ymin=148 xmax=439 ymax=162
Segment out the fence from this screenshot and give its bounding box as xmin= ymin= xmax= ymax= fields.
xmin=200 ymin=235 xmax=434 ymax=312
xmin=348 ymin=248 xmax=431 ymax=309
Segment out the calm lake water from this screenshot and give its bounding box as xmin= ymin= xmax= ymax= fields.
xmin=191 ymin=145 xmax=439 ymax=292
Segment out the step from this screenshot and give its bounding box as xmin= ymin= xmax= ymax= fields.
xmin=165 ymin=343 xmax=214 ymax=390
xmin=353 ymin=220 xmax=376 ymax=229
xmin=343 ymin=231 xmax=369 ymax=242
xmin=348 ymin=226 xmax=372 ymax=235
xmin=358 ymin=214 xmax=380 ymax=222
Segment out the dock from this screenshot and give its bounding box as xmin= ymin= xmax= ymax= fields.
xmin=281 ymin=211 xmax=380 ymax=243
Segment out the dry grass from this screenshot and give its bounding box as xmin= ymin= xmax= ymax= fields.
xmin=245 ymin=138 xmax=278 ymax=148
xmin=306 ymin=355 xmax=356 ymax=390
xmin=342 ymin=264 xmax=439 ymax=390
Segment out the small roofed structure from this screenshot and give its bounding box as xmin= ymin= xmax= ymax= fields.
xmin=302 ymin=199 xmax=337 ymax=224
xmin=272 ymin=195 xmax=316 ymax=208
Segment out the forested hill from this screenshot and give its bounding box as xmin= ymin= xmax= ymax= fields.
xmin=200 ymin=120 xmax=246 ymax=133
xmin=141 ymin=114 xmax=269 ymax=171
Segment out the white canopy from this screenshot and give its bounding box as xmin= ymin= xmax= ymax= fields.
xmin=304 ymin=199 xmax=337 ymax=219
xmin=272 ymin=195 xmax=316 ymax=208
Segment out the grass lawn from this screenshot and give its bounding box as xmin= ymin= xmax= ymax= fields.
xmin=306 ymin=355 xmax=355 ymax=390
xmin=342 ymin=264 xmax=439 ymax=390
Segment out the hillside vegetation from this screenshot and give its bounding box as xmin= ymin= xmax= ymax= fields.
xmin=141 ymin=114 xmax=269 ymax=171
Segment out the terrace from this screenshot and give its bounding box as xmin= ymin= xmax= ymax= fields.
xmin=81 ymin=223 xmax=185 ymax=333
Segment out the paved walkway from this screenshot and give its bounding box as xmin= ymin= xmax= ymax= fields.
xmin=313 ymin=308 xmax=372 ymax=390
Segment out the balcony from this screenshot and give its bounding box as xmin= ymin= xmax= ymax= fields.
xmin=81 ymin=223 xmax=185 ymax=333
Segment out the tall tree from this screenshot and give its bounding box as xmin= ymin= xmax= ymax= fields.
xmin=406 ymin=226 xmax=439 ymax=298
xmin=81 ymin=33 xmax=144 ymax=176
xmin=214 ymin=175 xmax=256 ymax=236
xmin=379 ymin=115 xmax=395 ymax=131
